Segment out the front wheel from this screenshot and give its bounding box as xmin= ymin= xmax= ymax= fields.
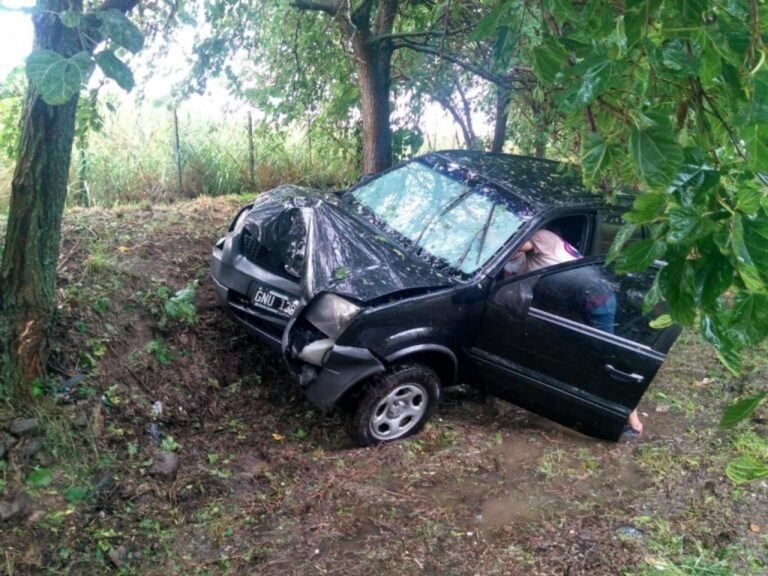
xmin=348 ymin=364 xmax=441 ymax=446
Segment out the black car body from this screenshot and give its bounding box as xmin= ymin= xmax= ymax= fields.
xmin=211 ymin=151 xmax=680 ymax=444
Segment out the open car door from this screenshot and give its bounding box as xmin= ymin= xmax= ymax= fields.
xmin=469 ymin=257 xmax=681 ymax=440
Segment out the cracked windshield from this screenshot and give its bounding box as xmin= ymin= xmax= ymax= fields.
xmin=350 ymin=161 xmax=526 ymax=274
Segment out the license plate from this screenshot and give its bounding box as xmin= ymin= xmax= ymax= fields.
xmin=252 ymin=285 xmax=298 ymax=317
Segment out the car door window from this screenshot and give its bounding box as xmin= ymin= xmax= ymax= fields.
xmin=530 ymin=262 xmax=664 ymax=347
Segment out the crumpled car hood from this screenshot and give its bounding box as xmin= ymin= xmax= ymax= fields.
xmin=242 ymin=185 xmax=456 ymax=302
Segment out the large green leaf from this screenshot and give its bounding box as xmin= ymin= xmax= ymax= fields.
xmin=699 ymin=313 xmax=741 ymax=373
xmin=97 ymin=9 xmax=144 ymax=54
xmin=26 ymin=467 xmax=54 ymax=487
xmin=726 ymin=455 xmax=768 ymax=484
xmin=533 ymin=37 xmax=568 ymax=85
xmin=727 ymin=291 xmax=768 ymax=347
xmin=667 ymin=205 xmax=704 ymax=243
xmin=576 ymin=60 xmax=614 ymax=105
xmin=605 ymin=223 xmax=637 ymax=265
xmin=720 ymin=393 xmax=767 ymax=428
xmin=623 ymin=192 xmax=668 ymax=225
xmin=580 ymin=132 xmax=612 ymax=185
xmin=95 ymin=50 xmax=134 ymax=91
xmin=731 ymin=213 xmax=768 ymax=291
xmin=694 ymin=256 xmax=733 ymax=310
xmin=741 ymin=124 xmax=768 ymax=172
xmin=59 ymin=10 xmax=82 ymax=28
xmin=629 ymin=120 xmax=684 ymax=189
xmin=659 ymin=257 xmax=696 ymax=325
xmin=25 ymin=50 xmax=93 ymax=105
xmin=614 ymin=239 xmax=667 ymax=273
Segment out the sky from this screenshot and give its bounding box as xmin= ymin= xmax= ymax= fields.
xmin=0 ymin=2 xmax=34 ymax=80
xmin=0 ymin=3 xmax=488 ymax=141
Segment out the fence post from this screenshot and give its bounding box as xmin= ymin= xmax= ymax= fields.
xmin=173 ymin=108 xmax=182 ymax=197
xmin=247 ymin=111 xmax=255 ymax=188
xmin=77 ymin=146 xmax=90 ymax=207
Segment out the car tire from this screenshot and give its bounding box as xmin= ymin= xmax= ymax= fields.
xmin=348 ymin=363 xmax=441 ymax=446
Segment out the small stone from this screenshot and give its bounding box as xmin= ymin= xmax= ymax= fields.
xmin=616 ymin=525 xmax=645 ymax=539
xmin=108 ymin=545 xmax=128 ymax=567
xmin=9 ymin=418 xmax=40 ymax=438
xmin=0 ymin=494 xmax=32 ymax=523
xmin=3 ymin=433 xmax=18 ymax=449
xmin=21 ymin=438 xmax=44 ymax=460
xmin=149 ymin=452 xmax=180 ymax=481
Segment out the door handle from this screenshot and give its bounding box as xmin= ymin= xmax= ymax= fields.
xmin=605 ymin=364 xmax=645 ymax=384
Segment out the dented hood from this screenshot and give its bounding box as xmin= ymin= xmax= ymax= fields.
xmin=242 ymin=185 xmax=455 ymax=302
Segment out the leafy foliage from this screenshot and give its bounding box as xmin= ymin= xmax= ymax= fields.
xmin=24 ymin=7 xmax=145 ymax=107
xmin=479 ymin=0 xmax=768 ymax=376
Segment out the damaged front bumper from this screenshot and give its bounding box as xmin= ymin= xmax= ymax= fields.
xmin=291 ymin=344 xmax=386 ymax=411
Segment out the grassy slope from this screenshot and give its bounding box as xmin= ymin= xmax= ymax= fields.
xmin=0 ymin=196 xmax=766 ymax=575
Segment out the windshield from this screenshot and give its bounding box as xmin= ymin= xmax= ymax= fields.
xmin=347 ymin=160 xmax=529 ymax=275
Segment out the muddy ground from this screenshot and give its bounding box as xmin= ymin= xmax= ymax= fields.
xmin=0 ymin=196 xmax=766 ymax=575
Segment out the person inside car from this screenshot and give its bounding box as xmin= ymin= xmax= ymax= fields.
xmin=505 ymin=228 xmax=644 ymax=438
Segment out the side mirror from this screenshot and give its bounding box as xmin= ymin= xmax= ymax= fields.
xmin=493 ymin=276 xmax=537 ymax=318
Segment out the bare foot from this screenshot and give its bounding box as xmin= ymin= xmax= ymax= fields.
xmin=628 ymin=409 xmax=643 ymax=435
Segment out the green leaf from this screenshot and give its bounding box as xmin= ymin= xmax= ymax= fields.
xmin=97 ymin=9 xmax=144 ymax=54
xmin=675 ymin=0 xmax=706 ymax=25
xmin=667 ymin=205 xmax=703 ymax=243
xmin=700 ymin=313 xmax=741 ymax=373
xmin=576 ymin=60 xmax=614 ymax=105
xmin=533 ymin=37 xmax=568 ymax=85
xmin=580 ymin=132 xmax=612 ymax=185
xmin=659 ymin=257 xmax=696 ymax=325
xmin=731 ymin=213 xmax=768 ymax=291
xmin=605 ymin=223 xmax=637 ymax=265
xmin=649 ymin=314 xmax=673 ymax=328
xmin=725 ymin=455 xmax=768 ymax=484
xmin=727 ymin=291 xmax=768 ymax=347
xmin=624 ymin=193 xmax=668 ymax=225
xmin=736 ymin=186 xmax=764 ymax=215
xmin=26 ymin=467 xmax=54 ymax=487
xmin=720 ymin=393 xmax=767 ymax=427
xmin=64 ymin=485 xmax=90 ymax=502
xmin=95 ymin=50 xmax=134 ymax=91
xmin=26 ymin=50 xmax=93 ymax=106
xmin=59 ymin=10 xmax=82 ymax=28
xmin=629 ymin=121 xmax=684 ymax=189
xmin=614 ymin=239 xmax=666 ymax=273
xmin=695 ymin=257 xmax=733 ymax=309
xmin=741 ymin=124 xmax=768 ymax=172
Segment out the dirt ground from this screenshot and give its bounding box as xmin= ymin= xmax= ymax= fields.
xmin=0 ymin=196 xmax=766 ymax=575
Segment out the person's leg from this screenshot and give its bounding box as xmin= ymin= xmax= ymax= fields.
xmin=628 ymin=409 xmax=643 ymax=434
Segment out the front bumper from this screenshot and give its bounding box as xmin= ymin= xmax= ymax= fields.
xmin=210 ymin=235 xmax=300 ymax=351
xmin=293 ymin=345 xmax=386 ymax=411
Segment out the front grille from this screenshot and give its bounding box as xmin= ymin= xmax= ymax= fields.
xmin=241 ymin=229 xmax=297 ymax=279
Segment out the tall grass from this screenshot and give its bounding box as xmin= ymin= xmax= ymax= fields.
xmin=0 ymin=101 xmax=359 ymax=212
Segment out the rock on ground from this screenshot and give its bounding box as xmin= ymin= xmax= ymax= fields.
xmin=8 ymin=418 xmax=41 ymax=438
xmin=149 ymin=452 xmax=180 ymax=481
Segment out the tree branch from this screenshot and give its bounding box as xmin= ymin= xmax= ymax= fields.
xmin=290 ymin=0 xmax=341 ymax=16
xmin=394 ymin=39 xmax=533 ymax=87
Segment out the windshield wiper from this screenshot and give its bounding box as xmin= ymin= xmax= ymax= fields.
xmin=475 ymin=203 xmax=496 ymax=265
xmin=409 ymin=186 xmax=474 ymax=254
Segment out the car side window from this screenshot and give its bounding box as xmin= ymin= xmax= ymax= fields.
xmin=594 ymin=212 xmax=649 ymax=255
xmin=530 ymin=262 xmax=664 ymax=347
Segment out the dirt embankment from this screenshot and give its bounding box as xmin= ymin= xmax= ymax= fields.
xmin=0 ymin=196 xmax=766 ymax=575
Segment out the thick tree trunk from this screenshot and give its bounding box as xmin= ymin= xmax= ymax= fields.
xmin=491 ymin=85 xmax=511 ymax=153
xmin=354 ymin=35 xmax=393 ymax=174
xmin=0 ymin=1 xmax=81 ymax=400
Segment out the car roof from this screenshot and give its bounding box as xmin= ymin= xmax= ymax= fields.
xmin=427 ymin=150 xmax=631 ymax=210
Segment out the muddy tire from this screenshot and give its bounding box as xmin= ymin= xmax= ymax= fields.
xmin=348 ymin=364 xmax=441 ymax=446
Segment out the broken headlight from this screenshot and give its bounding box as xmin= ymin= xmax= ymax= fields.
xmin=304 ymin=293 xmax=362 ymax=339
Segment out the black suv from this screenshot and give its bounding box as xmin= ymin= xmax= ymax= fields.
xmin=211 ymin=151 xmax=680 ymax=445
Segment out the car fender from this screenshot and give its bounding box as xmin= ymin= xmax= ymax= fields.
xmin=384 ymin=341 xmax=458 ymax=387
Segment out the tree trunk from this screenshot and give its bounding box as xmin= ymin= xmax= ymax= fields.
xmin=354 ymin=35 xmax=393 ymax=174
xmin=0 ymin=1 xmax=81 ymax=400
xmin=491 ymin=85 xmax=511 ymax=153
